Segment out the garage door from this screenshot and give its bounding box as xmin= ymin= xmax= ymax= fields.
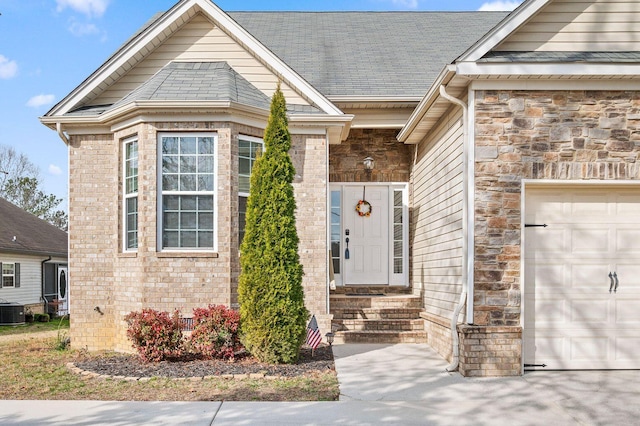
xmin=524 ymin=186 xmax=640 ymax=370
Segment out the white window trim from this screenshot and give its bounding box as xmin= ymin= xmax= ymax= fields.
xmin=2 ymin=262 xmax=15 ymax=288
xmin=157 ymin=132 xmax=218 ymax=252
xmin=123 ymin=136 xmax=138 ymax=252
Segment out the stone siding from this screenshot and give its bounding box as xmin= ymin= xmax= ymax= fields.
xmin=69 ymin=121 xmax=329 ymax=352
xmin=465 ymin=90 xmax=640 ymax=376
xmin=330 ymin=129 xmax=411 ymax=183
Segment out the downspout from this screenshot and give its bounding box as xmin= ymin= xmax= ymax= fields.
xmin=439 ymin=85 xmax=469 ymax=372
xmin=41 ymin=257 xmax=51 ymax=312
xmin=56 ymin=122 xmax=70 ymax=145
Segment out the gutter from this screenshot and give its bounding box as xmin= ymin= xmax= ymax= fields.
xmin=438 ymin=85 xmax=470 ymax=373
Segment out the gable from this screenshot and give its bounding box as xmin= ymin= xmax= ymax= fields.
xmin=91 ymin=13 xmax=309 ymax=108
xmin=496 ymin=0 xmax=640 ymax=52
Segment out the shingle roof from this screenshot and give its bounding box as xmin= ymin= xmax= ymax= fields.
xmin=70 ymin=62 xmax=321 ymax=115
xmin=480 ymin=51 xmax=640 ymax=63
xmin=229 ymin=12 xmax=508 ymax=98
xmin=0 ymin=198 xmax=68 ymax=258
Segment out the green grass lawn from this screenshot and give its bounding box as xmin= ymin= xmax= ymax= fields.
xmin=0 ymin=317 xmax=70 ymax=336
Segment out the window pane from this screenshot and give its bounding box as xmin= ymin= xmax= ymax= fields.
xmin=182 ymin=195 xmax=197 ymax=210
xmin=164 ymin=212 xmax=179 ymax=229
xmin=180 ymin=156 xmax=197 ymax=173
xmin=394 ymin=224 xmax=403 ymax=240
xmin=127 ymin=232 xmax=137 ymax=249
xmin=394 ymin=241 xmax=403 ymax=257
xmin=180 ymin=174 xmax=197 ymax=191
xmin=199 ymin=212 xmax=214 ymax=228
xmin=164 ymin=231 xmax=179 ymax=248
xmin=239 ymin=157 xmax=251 ymax=175
xmin=3 ymin=277 xmax=14 ymax=287
xmin=164 ymin=195 xmax=180 ymax=210
xmin=2 ymin=264 xmax=13 ymax=275
xmin=199 ymin=231 xmax=214 ymax=248
xmin=394 ymin=208 xmax=403 ymax=223
xmin=331 ymin=241 xmax=341 ymax=258
xmin=163 ymin=156 xmax=179 ymax=173
xmin=180 ymin=231 xmax=197 ymax=247
xmin=394 ymin=259 xmax=403 ymax=274
xmin=239 ymin=176 xmax=250 ymax=194
xmin=332 ymin=258 xmax=340 ymax=274
xmin=394 ymin=190 xmax=403 ymax=205
xmin=163 ymin=175 xmax=179 ymax=191
xmin=181 ymin=212 xmax=197 ymax=230
xmin=251 ymin=144 xmax=263 ymax=158
xmin=180 ymin=137 xmax=197 ymax=154
xmin=162 ymin=137 xmax=179 ymax=154
xmin=198 ymin=156 xmax=213 ymax=173
xmin=239 ymin=140 xmax=251 ymax=157
xmin=198 ymin=196 xmax=213 ymax=211
xmin=199 ymin=137 xmax=214 ymax=155
xmin=126 ymin=176 xmax=137 ymax=194
xmin=198 ymin=175 xmax=213 ymax=192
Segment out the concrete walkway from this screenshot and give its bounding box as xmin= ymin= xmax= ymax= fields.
xmin=1 ymin=343 xmax=639 ymax=425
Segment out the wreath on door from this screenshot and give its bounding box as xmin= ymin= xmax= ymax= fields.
xmin=356 ymin=186 xmax=372 ymax=217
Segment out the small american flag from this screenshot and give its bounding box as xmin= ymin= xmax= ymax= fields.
xmin=306 ymin=315 xmax=322 ymax=349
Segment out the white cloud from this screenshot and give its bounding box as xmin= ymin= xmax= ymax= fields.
xmin=0 ymin=55 xmax=18 ymax=79
xmin=391 ymin=0 xmax=419 ymax=8
xmin=478 ymin=1 xmax=522 ymax=11
xmin=69 ymin=21 xmax=100 ymax=36
xmin=48 ymin=164 xmax=63 ymax=176
xmin=26 ymin=94 xmax=56 ymax=108
xmin=56 ymin=0 xmax=110 ymax=18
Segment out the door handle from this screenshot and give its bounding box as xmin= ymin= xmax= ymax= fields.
xmin=613 ymin=272 xmax=619 ymax=293
xmin=609 ymin=272 xmax=614 ymax=293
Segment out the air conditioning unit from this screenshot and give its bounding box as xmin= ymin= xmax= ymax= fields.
xmin=0 ymin=302 xmax=25 ymax=325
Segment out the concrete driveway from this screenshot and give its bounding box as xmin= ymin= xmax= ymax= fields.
xmin=332 ymin=343 xmax=640 ymax=425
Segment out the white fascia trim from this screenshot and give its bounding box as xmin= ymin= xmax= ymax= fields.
xmin=397 ymin=66 xmax=456 ymax=143
xmin=471 ymin=79 xmax=640 ymax=91
xmin=457 ymin=62 xmax=640 ymax=77
xmin=195 ymin=0 xmax=341 ymax=116
xmin=458 ymin=0 xmax=552 ymax=63
xmin=289 ymin=114 xmax=354 ymax=141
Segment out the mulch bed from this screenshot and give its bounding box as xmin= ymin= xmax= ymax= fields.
xmin=74 ymin=345 xmax=334 ymax=378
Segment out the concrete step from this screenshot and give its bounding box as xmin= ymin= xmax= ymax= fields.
xmin=333 ymin=318 xmax=425 ymax=332
xmin=331 ymin=307 xmax=422 ymax=320
xmin=330 ymin=286 xmax=412 ymax=295
xmin=330 ymin=294 xmax=421 ymax=310
xmin=333 ymin=330 xmax=428 ymax=344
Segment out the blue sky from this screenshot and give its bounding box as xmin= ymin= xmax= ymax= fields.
xmin=0 ymin=0 xmax=522 ymax=207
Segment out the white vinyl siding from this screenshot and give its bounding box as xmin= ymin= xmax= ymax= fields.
xmin=0 ymin=255 xmax=46 ymax=305
xmin=158 ymin=133 xmax=217 ymax=251
xmin=124 ymin=137 xmax=138 ymax=251
xmin=496 ymin=0 xmax=640 ymax=52
xmin=93 ymin=14 xmax=308 ymax=106
xmin=411 ymin=109 xmax=465 ymax=320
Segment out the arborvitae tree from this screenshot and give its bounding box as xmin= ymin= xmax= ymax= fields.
xmin=238 ymin=84 xmax=308 ymax=364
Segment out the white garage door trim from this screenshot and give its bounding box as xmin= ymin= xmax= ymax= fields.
xmin=522 ymin=181 xmax=640 ymax=371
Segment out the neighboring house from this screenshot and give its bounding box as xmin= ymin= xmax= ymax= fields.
xmin=41 ymin=0 xmax=640 ymax=376
xmin=0 ymin=197 xmax=68 ymax=316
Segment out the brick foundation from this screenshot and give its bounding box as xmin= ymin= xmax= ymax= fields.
xmin=458 ymin=325 xmax=522 ymax=377
xmin=420 ymin=312 xmax=453 ymax=363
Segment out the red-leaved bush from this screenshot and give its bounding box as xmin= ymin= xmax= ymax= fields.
xmin=124 ymin=308 xmax=184 ymax=362
xmin=188 ymin=305 xmax=242 ymax=360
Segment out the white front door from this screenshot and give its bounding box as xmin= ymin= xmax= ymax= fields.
xmin=343 ymin=186 xmax=389 ymax=285
xmin=57 ymin=266 xmax=69 ymax=316
xmin=524 ymin=186 xmax=640 ymax=370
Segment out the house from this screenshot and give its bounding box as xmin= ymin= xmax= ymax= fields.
xmin=41 ymin=0 xmax=640 ymax=376
xmin=0 ymin=197 xmax=68 ymax=316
